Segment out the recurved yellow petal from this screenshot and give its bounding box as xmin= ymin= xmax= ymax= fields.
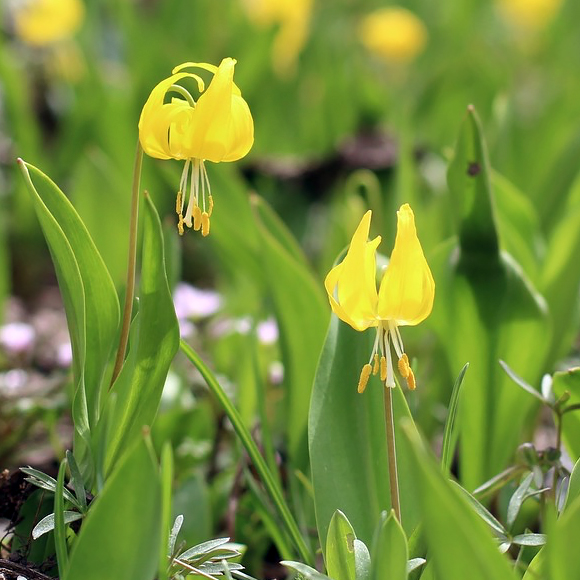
xmin=377 ymin=204 xmax=434 ymax=325
xmin=324 ymin=210 xmax=381 ymax=331
xmin=181 ymin=58 xmax=254 ymax=163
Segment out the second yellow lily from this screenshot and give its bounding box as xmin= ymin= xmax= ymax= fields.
xmin=325 ymin=204 xmax=435 ymax=392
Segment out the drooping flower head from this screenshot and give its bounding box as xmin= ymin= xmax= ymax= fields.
xmin=138 ymin=58 xmax=254 ymax=236
xmin=11 ymin=0 xmax=85 ymax=46
xmin=496 ymin=0 xmax=563 ymax=31
xmin=325 ymin=205 xmax=434 ymax=392
xmin=358 ymin=7 xmax=427 ymax=64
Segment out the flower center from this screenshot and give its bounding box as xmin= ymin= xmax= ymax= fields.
xmin=176 ymin=158 xmax=214 ymax=236
xmin=357 ymin=320 xmax=416 ymax=393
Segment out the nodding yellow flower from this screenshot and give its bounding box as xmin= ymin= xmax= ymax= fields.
xmin=325 ymin=205 xmax=434 ymax=392
xmin=242 ymin=0 xmax=311 ymax=75
xmin=138 ymin=58 xmax=254 ymax=236
xmin=12 ymin=0 xmax=85 ymax=46
xmin=358 ymin=7 xmax=427 ymax=63
xmin=496 ymin=0 xmax=563 ymax=30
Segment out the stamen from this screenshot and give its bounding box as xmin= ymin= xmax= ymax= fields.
xmin=384 ymin=331 xmax=395 ymax=388
xmin=406 ymin=368 xmax=416 ymax=390
xmin=193 ymin=206 xmax=202 ymax=231
xmin=208 ymin=194 xmax=214 ymax=217
xmin=398 ymin=353 xmax=410 ymax=378
xmin=177 ymin=215 xmax=184 ymax=236
xmin=380 ymin=356 xmax=387 ymax=382
xmin=358 ymin=363 xmax=373 ymax=393
xmin=373 ymin=353 xmax=380 ymax=375
xmin=201 ymin=212 xmax=210 ymax=236
xmin=175 ymin=190 xmax=183 ymax=215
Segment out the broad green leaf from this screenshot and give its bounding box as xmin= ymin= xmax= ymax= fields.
xmin=309 ymin=317 xmax=421 ymax=549
xmin=326 ymin=510 xmax=356 ymax=580
xmin=371 ymin=511 xmax=408 ymax=580
xmin=64 ymin=436 xmax=161 ymax=580
xmin=104 ymin=194 xmax=180 ymax=472
xmin=431 ymin=107 xmax=551 ymax=489
xmin=18 ymin=160 xmax=120 ymax=431
xmin=553 ymin=368 xmax=580 ymax=461
xmin=402 ymin=422 xmax=518 ymax=580
xmin=252 ymin=195 xmax=328 ymax=470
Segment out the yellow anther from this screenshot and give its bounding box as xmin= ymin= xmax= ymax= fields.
xmin=177 ymin=215 xmax=185 ymax=236
xmin=208 ymin=194 xmax=214 ymax=217
xmin=398 ymin=353 xmax=410 ymax=378
xmin=373 ymin=353 xmax=380 ymax=375
xmin=176 ymin=190 xmax=183 ymax=214
xmin=201 ymin=212 xmax=210 ymax=237
xmin=358 ymin=363 xmax=373 ymax=394
xmin=193 ymin=206 xmax=202 ymax=231
xmin=380 ymin=356 xmax=387 ymax=382
xmin=406 ymin=368 xmax=416 ymax=390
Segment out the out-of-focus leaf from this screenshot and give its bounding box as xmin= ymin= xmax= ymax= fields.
xmin=552 ymin=368 xmax=580 ymax=461
xmin=252 ymin=195 xmax=328 ymax=470
xmin=402 ymin=421 xmax=518 ymax=580
xmin=564 ymin=458 xmax=580 ymax=511
xmin=370 ymin=511 xmax=407 ymax=580
xmin=104 ymin=194 xmax=179 ymax=472
xmin=64 ymin=436 xmax=161 ymax=580
xmin=309 ymin=317 xmax=421 ymax=549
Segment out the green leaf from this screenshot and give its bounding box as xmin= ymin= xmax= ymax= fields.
xmin=326 ymin=510 xmax=356 ymax=580
xmin=370 ymin=511 xmax=408 ymax=580
xmin=447 ymin=105 xmax=499 ymax=258
xmin=32 ymin=511 xmax=84 ymax=540
xmin=66 ymin=450 xmax=87 ymax=513
xmin=354 ymin=539 xmax=371 ymax=580
xmin=18 ymin=160 xmax=120 ymax=433
xmin=506 ymin=472 xmax=534 ymax=530
xmin=159 ymin=443 xmax=173 ymax=580
xmin=64 ymin=436 xmax=161 ymax=580
xmin=252 ymin=195 xmax=328 ymax=470
xmin=552 ymin=368 xmax=580 ymax=460
xmin=563 ymin=457 xmax=580 ymax=511
xmin=281 ymin=561 xmax=333 ymax=580
xmin=20 ymin=467 xmax=81 ymax=509
xmin=104 ymin=194 xmax=180 ymax=472
xmin=440 ymin=363 xmax=469 ymax=474
xmin=431 ymin=107 xmax=551 ymax=488
xmin=54 ymin=459 xmax=69 ymax=578
xmin=309 ymin=317 xmax=421 ymax=549
xmin=548 ymin=493 xmax=580 ymax=580
xmin=512 ymin=533 xmax=546 ymax=547
xmin=402 ymin=422 xmax=518 ymax=580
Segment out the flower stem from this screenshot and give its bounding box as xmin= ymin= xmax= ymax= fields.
xmin=111 ymin=141 xmax=143 ymax=386
xmin=384 ymin=385 xmax=401 ymax=522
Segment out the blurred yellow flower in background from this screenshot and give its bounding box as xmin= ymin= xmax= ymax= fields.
xmin=325 ymin=205 xmax=434 ymax=392
xmin=358 ymin=7 xmax=427 ymax=63
xmin=496 ymin=0 xmax=563 ymax=30
xmin=242 ymin=0 xmax=312 ymax=76
xmin=12 ymin=0 xmax=85 ymax=46
xmin=138 ymin=58 xmax=254 ymax=237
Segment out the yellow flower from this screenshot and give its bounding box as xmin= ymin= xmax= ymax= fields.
xmin=138 ymin=58 xmax=254 ymax=236
xmin=242 ymin=0 xmax=311 ymax=75
xmin=358 ymin=7 xmax=427 ymax=63
xmin=325 ymin=205 xmax=434 ymax=392
xmin=12 ymin=0 xmax=85 ymax=46
xmin=496 ymin=0 xmax=563 ymax=30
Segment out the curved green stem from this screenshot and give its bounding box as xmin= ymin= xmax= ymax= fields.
xmin=179 ymin=340 xmax=313 ymax=565
xmin=384 ymin=385 xmax=401 ymax=522
xmin=111 ymin=141 xmax=143 ymax=386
